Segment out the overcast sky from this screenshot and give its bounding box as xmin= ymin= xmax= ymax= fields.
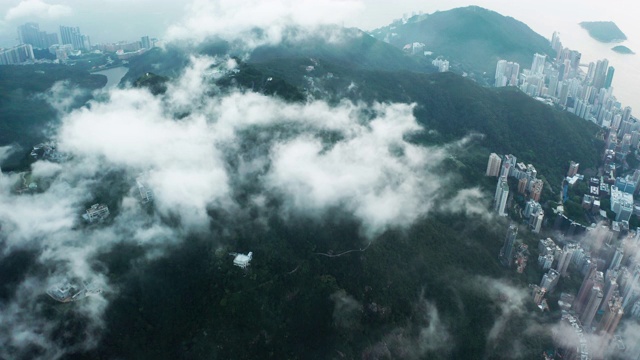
xmin=0 ymin=0 xmax=636 ymax=48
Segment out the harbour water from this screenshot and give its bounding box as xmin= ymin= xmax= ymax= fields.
xmin=93 ymin=66 xmax=129 ymax=90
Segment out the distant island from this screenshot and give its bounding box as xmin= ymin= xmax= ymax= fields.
xmin=612 ymin=45 xmax=635 ymax=54
xmin=579 ymin=21 xmax=627 ymax=42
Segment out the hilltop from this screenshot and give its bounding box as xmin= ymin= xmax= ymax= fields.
xmin=370 ymin=6 xmax=554 ymax=84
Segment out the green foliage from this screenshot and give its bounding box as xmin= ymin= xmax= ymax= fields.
xmin=317 ymin=68 xmax=601 ymax=185
xmin=121 ymin=46 xmax=191 ymax=85
xmin=84 ymin=209 xmax=537 ymax=359
xmin=215 ymin=60 xmax=305 ymax=102
xmin=133 ymin=72 xmax=169 ymax=95
xmin=0 ymin=64 xmax=106 ymax=170
xmin=250 ymin=27 xmax=435 ymax=73
xmin=223 ymin=54 xmax=602 ymax=189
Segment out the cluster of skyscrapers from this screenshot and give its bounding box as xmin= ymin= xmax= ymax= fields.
xmin=494 ymin=32 xmax=634 ymax=135
xmin=1 ymin=22 xmax=155 ymax=65
xmin=17 ymin=23 xmax=59 ymax=49
xmin=492 ymin=29 xmax=640 ymax=358
xmin=0 ymin=22 xmax=90 ymax=65
xmin=487 ymin=153 xmax=545 ymax=228
xmin=0 ymin=44 xmax=35 ymax=65
xmin=524 ymin=223 xmax=640 ymax=357
xmin=16 ymin=23 xmax=90 ymax=51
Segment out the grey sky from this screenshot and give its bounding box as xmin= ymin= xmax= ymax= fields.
xmin=0 ymin=0 xmax=636 ymax=48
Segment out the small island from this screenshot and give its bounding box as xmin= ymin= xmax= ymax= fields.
xmin=612 ymin=45 xmax=635 ymax=54
xmin=579 ymin=21 xmax=627 ymax=43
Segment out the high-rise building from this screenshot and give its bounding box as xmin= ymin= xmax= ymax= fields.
xmin=556 ymin=244 xmax=576 ymax=277
xmin=623 ymin=106 xmax=633 ymax=123
xmin=532 ymin=285 xmax=546 ymax=305
xmin=580 ymin=284 xmax=603 ymax=329
xmin=60 ymin=26 xmax=90 ymax=51
xmin=598 ymin=295 xmax=623 ymax=335
xmin=622 ymin=264 xmax=640 ymax=309
xmin=609 ymin=246 xmax=624 ymax=271
xmin=17 ymin=23 xmax=59 ymax=49
xmin=486 ymin=153 xmax=502 ymax=176
xmin=538 ymin=254 xmax=554 ymax=270
xmin=494 ymin=176 xmax=509 ymax=216
xmin=548 ymin=72 xmax=559 ymax=98
xmin=518 ymin=177 xmax=528 ymax=194
xmin=586 ymin=61 xmax=596 ymax=83
xmin=605 ymin=66 xmax=615 ymax=89
xmin=574 ymin=264 xmax=598 ymax=313
xmin=530 ymin=179 xmax=543 ymax=202
xmin=600 ymin=274 xmax=619 ymax=312
xmin=530 ymin=210 xmax=544 ymax=233
xmin=567 ymin=161 xmax=579 ymax=177
xmin=494 ymin=60 xmax=520 ymax=87
xmin=615 ymin=176 xmax=636 ymax=194
xmin=0 ymin=44 xmax=34 ymax=65
xmin=141 ymin=35 xmax=151 ymax=49
xmin=501 ymin=154 xmax=517 ymax=177
xmin=538 ymin=238 xmax=558 ymax=256
xmin=530 ymin=53 xmax=546 ymax=76
xmin=540 ymin=269 xmax=560 ymax=292
xmin=524 ymin=199 xmax=541 ymax=218
xmin=610 ymin=185 xmax=633 ymax=222
xmin=501 ymin=224 xmax=518 ymax=267
xmin=592 ymin=59 xmax=609 ymax=90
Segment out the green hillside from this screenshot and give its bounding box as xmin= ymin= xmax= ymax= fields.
xmin=0 ymin=64 xmax=106 ymax=170
xmin=240 ymin=59 xmax=602 ymax=186
xmin=370 ymin=6 xmax=555 ymax=83
xmin=122 ymin=26 xmax=435 ymax=88
xmin=250 ymin=26 xmax=435 ymax=73
xmin=0 ymin=18 xmax=606 ymax=359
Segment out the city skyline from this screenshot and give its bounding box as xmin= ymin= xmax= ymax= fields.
xmin=2 ymin=0 xmax=638 ymax=111
xmin=0 ymin=0 xmax=637 ymax=46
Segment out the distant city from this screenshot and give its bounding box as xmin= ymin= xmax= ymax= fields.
xmin=495 ymin=32 xmax=634 ymax=133
xmin=487 ymin=31 xmax=640 ymax=358
xmin=0 ymin=22 xmax=157 ymax=66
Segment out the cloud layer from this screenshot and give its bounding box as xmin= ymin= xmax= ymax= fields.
xmin=166 ymin=0 xmax=364 ymax=49
xmin=5 ymin=0 xmax=72 ymax=21
xmin=0 ymin=54 xmax=484 ymax=358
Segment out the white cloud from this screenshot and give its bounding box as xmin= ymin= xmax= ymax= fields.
xmin=0 ymin=145 xmax=17 ymax=166
xmin=364 ymin=292 xmax=452 ymax=359
xmin=166 ymin=0 xmax=364 ymax=48
xmin=5 ymin=0 xmax=72 ymax=21
xmin=264 ymin=102 xmax=444 ymax=237
xmin=0 ymin=54 xmax=491 ymax=358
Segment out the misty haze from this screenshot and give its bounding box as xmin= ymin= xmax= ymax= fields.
xmin=1 ymin=1 xmax=640 ymax=359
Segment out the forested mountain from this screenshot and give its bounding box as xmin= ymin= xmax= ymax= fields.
xmin=0 ymin=65 xmax=105 ymax=170
xmin=370 ymin=6 xmax=555 ymax=83
xmin=0 ymin=7 xmax=607 ymax=360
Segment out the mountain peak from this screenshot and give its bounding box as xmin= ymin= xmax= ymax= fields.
xmin=370 ymin=6 xmax=553 ymax=84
